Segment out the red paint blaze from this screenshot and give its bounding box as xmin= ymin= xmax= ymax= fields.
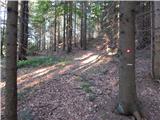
xmin=126 ymin=49 xmax=131 ymax=53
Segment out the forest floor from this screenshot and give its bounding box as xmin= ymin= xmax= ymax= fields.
xmin=1 ymin=39 xmax=160 ymax=120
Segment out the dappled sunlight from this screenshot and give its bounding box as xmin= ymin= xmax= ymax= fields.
xmin=33 ymin=69 xmax=53 ymax=78
xmin=17 ymin=65 xmax=57 ymax=83
xmin=74 ymin=52 xmax=94 ymax=61
xmin=81 ymin=54 xmax=99 ymax=64
xmin=58 ymin=64 xmax=75 ymax=74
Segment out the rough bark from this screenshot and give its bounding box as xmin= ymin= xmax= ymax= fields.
xmin=117 ymin=2 xmax=143 ymax=120
xmin=5 ymin=1 xmax=18 ymax=120
xmin=151 ymin=1 xmax=160 ymax=79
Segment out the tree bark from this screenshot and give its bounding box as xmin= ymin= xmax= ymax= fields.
xmin=67 ymin=1 xmax=72 ymax=53
xmin=54 ymin=2 xmax=57 ymax=51
xmin=117 ymin=2 xmax=142 ymax=120
xmin=41 ymin=22 xmax=46 ymax=50
xmin=63 ymin=12 xmax=66 ymax=51
xmin=82 ymin=1 xmax=87 ymax=50
xmin=80 ymin=2 xmax=83 ymax=48
xmin=74 ymin=2 xmax=77 ymax=47
xmin=18 ymin=1 xmax=28 ymax=60
xmin=151 ymin=1 xmax=160 ymax=79
xmin=5 ymin=1 xmax=18 ymax=120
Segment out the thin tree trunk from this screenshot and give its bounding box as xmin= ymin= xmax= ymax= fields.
xmin=18 ymin=1 xmax=25 ymax=60
xmin=83 ymin=1 xmax=87 ymax=50
xmin=67 ymin=1 xmax=72 ymax=53
xmin=80 ymin=2 xmax=83 ymax=48
xmin=19 ymin=1 xmax=28 ymax=60
xmin=58 ymin=20 xmax=60 ymax=44
xmin=5 ymin=1 xmax=18 ymax=120
xmin=23 ymin=1 xmax=28 ymax=58
xmin=63 ymin=13 xmax=66 ymax=51
xmin=74 ymin=2 xmax=77 ymax=47
xmin=117 ymin=2 xmax=142 ymax=120
xmin=50 ymin=25 xmax=53 ymax=51
xmin=42 ymin=23 xmax=46 ymax=50
xmin=54 ymin=2 xmax=57 ymax=51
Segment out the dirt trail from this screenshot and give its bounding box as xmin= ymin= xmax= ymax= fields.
xmin=1 ymin=44 xmax=160 ymax=120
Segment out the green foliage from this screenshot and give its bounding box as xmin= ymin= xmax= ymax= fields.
xmin=80 ymin=82 xmax=92 ymax=93
xmin=27 ymin=43 xmax=38 ymax=56
xmin=17 ymin=56 xmax=70 ymax=68
xmin=30 ymin=0 xmax=51 ymax=24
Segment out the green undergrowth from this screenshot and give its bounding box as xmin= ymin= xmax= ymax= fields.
xmin=80 ymin=82 xmax=93 ymax=93
xmin=17 ymin=56 xmax=70 ymax=68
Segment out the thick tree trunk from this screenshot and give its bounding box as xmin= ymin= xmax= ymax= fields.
xmin=117 ymin=2 xmax=142 ymax=120
xmin=5 ymin=1 xmax=18 ymax=120
xmin=151 ymin=1 xmax=160 ymax=79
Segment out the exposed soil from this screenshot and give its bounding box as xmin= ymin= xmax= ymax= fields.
xmin=1 ymin=41 xmax=160 ymax=120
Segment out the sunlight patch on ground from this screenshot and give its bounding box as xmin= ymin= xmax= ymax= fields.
xmin=18 ymin=65 xmax=56 ymax=83
xmin=74 ymin=52 xmax=93 ymax=61
xmin=58 ymin=64 xmax=74 ymax=74
xmin=82 ymin=54 xmax=99 ymax=64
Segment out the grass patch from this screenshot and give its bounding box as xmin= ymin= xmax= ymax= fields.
xmin=17 ymin=56 xmax=70 ymax=68
xmin=80 ymin=82 xmax=92 ymax=93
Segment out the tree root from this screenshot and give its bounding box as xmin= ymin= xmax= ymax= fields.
xmin=133 ymin=111 xmax=144 ymax=120
xmin=115 ymin=104 xmax=146 ymax=120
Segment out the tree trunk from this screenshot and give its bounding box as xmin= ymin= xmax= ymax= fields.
xmin=58 ymin=20 xmax=60 ymax=44
xmin=74 ymin=2 xmax=77 ymax=47
xmin=151 ymin=1 xmax=160 ymax=79
xmin=54 ymin=2 xmax=57 ymax=51
xmin=80 ymin=2 xmax=83 ymax=48
xmin=67 ymin=1 xmax=72 ymax=53
xmin=42 ymin=23 xmax=46 ymax=50
xmin=63 ymin=12 xmax=66 ymax=51
xmin=19 ymin=1 xmax=28 ymax=60
xmin=50 ymin=25 xmax=53 ymax=51
xmin=5 ymin=1 xmax=18 ymax=120
xmin=117 ymin=2 xmax=142 ymax=120
xmin=18 ymin=1 xmax=25 ymax=60
xmin=82 ymin=1 xmax=87 ymax=50
xmin=23 ymin=1 xmax=28 ymax=57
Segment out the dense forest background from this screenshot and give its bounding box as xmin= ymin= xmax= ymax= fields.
xmin=0 ymin=1 xmax=160 ymax=120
